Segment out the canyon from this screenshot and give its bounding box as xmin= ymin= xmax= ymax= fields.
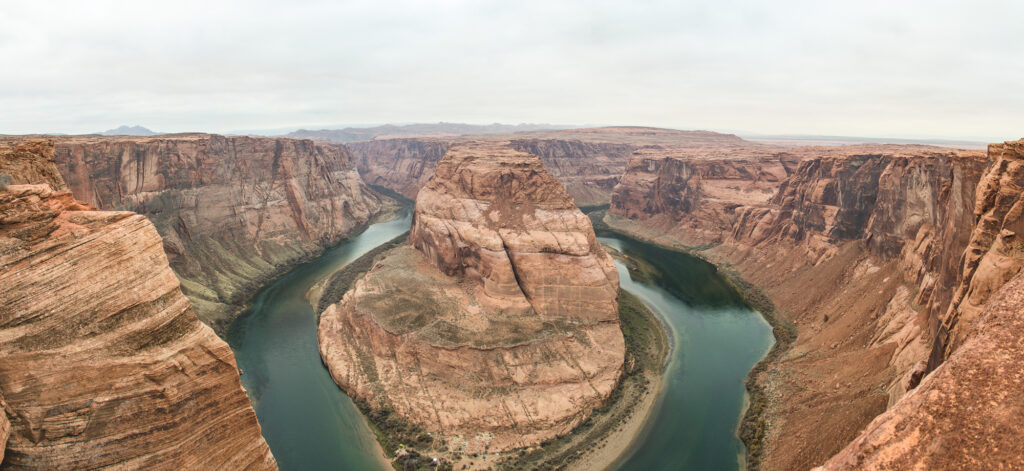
xmin=5 ymin=134 xmax=388 ymax=331
xmin=347 ymin=126 xmax=750 ymax=206
xmin=0 ymin=141 xmax=276 ymax=469
xmin=605 ymin=138 xmax=1024 ymax=469
xmin=317 ymin=141 xmax=625 ymax=453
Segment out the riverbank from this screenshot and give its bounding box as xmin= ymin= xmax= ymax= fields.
xmin=308 ymin=236 xmax=670 ymax=470
xmin=594 ymin=209 xmax=795 ymax=470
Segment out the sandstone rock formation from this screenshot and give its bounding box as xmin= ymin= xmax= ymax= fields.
xmin=819 ymin=271 xmax=1024 ymax=470
xmin=0 ymin=142 xmax=276 ymax=469
xmin=937 ymin=139 xmax=1024 ymax=359
xmin=28 ymin=134 xmax=385 ymax=329
xmin=606 ymin=144 xmax=994 ymax=469
xmin=319 ymin=142 xmax=624 ymax=452
xmin=610 ymin=145 xmax=804 ymax=246
xmin=347 ymin=127 xmax=750 ymax=206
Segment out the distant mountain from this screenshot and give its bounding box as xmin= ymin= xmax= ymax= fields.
xmin=284 ymin=122 xmax=571 ymax=143
xmin=98 ymin=125 xmax=159 ymax=136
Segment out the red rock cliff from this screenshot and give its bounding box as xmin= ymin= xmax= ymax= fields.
xmin=347 ymin=127 xmax=751 ymax=206
xmin=318 ymin=141 xmax=624 ymax=453
xmin=0 ymin=142 xmax=276 ymax=469
xmin=40 ymin=134 xmax=385 ymax=329
xmin=606 ymin=144 xmax=991 ymax=470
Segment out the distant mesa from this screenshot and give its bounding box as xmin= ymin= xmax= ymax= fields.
xmin=98 ymin=125 xmax=159 ymax=136
xmin=284 ymin=122 xmax=570 ymax=143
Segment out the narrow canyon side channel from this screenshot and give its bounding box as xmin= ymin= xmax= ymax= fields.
xmin=226 ymin=208 xmax=773 ymax=471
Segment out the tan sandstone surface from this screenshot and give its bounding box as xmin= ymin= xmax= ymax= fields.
xmin=2 ymin=134 xmax=387 ymax=330
xmin=318 ymin=142 xmax=624 ymax=453
xmin=347 ymin=126 xmax=752 ymax=206
xmin=605 ymin=143 xmax=1008 ymax=469
xmin=0 ymin=142 xmax=276 ymax=469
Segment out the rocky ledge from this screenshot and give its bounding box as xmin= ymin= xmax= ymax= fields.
xmin=318 ymin=142 xmax=624 ymax=453
xmin=0 ymin=142 xmax=275 ymax=469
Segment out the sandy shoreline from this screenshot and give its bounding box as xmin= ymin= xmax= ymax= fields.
xmin=568 ymin=373 xmax=664 ymax=471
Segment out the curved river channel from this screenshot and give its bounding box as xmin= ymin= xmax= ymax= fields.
xmin=227 ymin=211 xmax=774 ymax=471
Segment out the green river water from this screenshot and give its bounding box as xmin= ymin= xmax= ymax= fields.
xmin=227 ymin=212 xmax=773 ymax=470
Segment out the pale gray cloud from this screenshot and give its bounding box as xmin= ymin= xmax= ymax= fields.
xmin=1 ymin=0 xmax=1021 ymax=140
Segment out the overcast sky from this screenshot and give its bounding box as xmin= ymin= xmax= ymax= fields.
xmin=1 ymin=0 xmax=1021 ymax=140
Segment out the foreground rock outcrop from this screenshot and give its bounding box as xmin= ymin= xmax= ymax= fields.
xmin=31 ymin=134 xmax=385 ymax=329
xmin=348 ymin=127 xmax=750 ymax=206
xmin=606 ymin=143 xmax=1003 ymax=469
xmin=0 ymin=142 xmax=275 ymax=469
xmin=319 ymin=142 xmax=624 ymax=452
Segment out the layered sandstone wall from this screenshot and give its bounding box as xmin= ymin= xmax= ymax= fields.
xmin=348 ymin=138 xmax=451 ymax=199
xmin=347 ymin=127 xmax=753 ymax=207
xmin=40 ymin=134 xmax=384 ymax=329
xmin=606 ymin=144 xmax=992 ymax=469
xmin=609 ymin=146 xmax=802 ymax=246
xmin=319 ymin=142 xmax=624 ymax=453
xmin=0 ymin=143 xmax=275 ymax=469
xmin=937 ymin=140 xmax=1024 ymax=360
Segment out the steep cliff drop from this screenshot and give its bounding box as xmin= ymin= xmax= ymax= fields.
xmin=0 ymin=141 xmax=276 ymax=469
xmin=38 ymin=134 xmax=385 ymax=331
xmin=318 ymin=142 xmax=624 ymax=453
xmin=816 ymin=139 xmax=1024 ymax=469
xmin=606 ymin=143 xmax=997 ymax=469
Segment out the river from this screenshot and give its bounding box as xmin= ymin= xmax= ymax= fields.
xmin=227 ymin=212 xmax=773 ymax=471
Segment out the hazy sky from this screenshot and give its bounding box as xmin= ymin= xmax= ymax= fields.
xmin=2 ymin=0 xmax=1022 ymax=140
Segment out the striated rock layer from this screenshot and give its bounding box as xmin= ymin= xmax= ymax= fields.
xmin=347 ymin=126 xmax=751 ymax=206
xmin=818 ymin=270 xmax=1024 ymax=470
xmin=0 ymin=142 xmax=275 ymax=469
xmin=607 ymin=144 xmax=996 ymax=469
xmin=319 ymin=142 xmax=624 ymax=452
xmin=26 ymin=134 xmax=385 ymax=329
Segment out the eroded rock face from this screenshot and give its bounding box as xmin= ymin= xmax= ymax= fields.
xmin=349 ymin=138 xmax=451 ymax=199
xmin=610 ymin=146 xmax=802 ymax=246
xmin=0 ymin=143 xmax=275 ymax=469
xmin=606 ymin=144 xmax=991 ymax=469
xmin=319 ymin=142 xmax=623 ymax=452
xmin=347 ymin=127 xmax=750 ymax=206
xmin=937 ymin=140 xmax=1024 ymax=359
xmin=819 ymin=271 xmax=1024 ymax=471
xmin=38 ymin=134 xmax=384 ymax=329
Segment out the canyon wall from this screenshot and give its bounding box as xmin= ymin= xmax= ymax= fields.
xmin=0 ymin=142 xmax=275 ymax=469
xmin=606 ymin=144 xmax=995 ymax=469
xmin=318 ymin=142 xmax=624 ymax=453
xmin=38 ymin=134 xmax=385 ymax=330
xmin=347 ymin=127 xmax=751 ymax=206
xmin=609 ymin=146 xmax=803 ymax=246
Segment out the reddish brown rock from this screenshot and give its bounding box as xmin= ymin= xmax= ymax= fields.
xmin=0 ymin=143 xmax=275 ymax=469
xmin=347 ymin=126 xmax=750 ymax=206
xmin=606 ymin=144 xmax=991 ymax=469
xmin=609 ymin=145 xmax=803 ymax=246
xmin=23 ymin=134 xmax=386 ymax=330
xmin=319 ymin=141 xmax=623 ymax=453
xmin=938 ymin=139 xmax=1024 ymax=358
xmin=818 ymin=271 xmax=1024 ymax=471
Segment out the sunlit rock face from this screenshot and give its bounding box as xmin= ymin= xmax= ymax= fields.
xmin=319 ymin=141 xmax=624 ymax=453
xmin=36 ymin=134 xmax=384 ymax=329
xmin=0 ymin=141 xmax=276 ymax=470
